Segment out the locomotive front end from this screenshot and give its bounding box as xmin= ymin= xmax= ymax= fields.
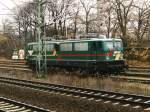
xmin=94 ymin=38 xmax=127 ymax=74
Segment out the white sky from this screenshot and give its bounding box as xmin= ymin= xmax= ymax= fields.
xmin=0 ymin=0 xmax=147 ymax=30
xmin=0 ymin=0 xmax=32 ymax=29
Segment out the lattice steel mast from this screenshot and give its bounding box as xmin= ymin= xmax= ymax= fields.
xmin=36 ymin=0 xmax=46 ymax=76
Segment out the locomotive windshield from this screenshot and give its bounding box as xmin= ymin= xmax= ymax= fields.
xmin=33 ymin=44 xmax=38 ymax=51
xmin=114 ymin=41 xmax=123 ymax=51
xmin=103 ymin=41 xmax=113 ymax=51
xmin=28 ymin=45 xmax=33 ymax=50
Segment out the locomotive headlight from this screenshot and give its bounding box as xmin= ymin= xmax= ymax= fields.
xmin=115 ymin=52 xmax=123 ymax=60
xmin=106 ymin=56 xmax=110 ymax=60
xmin=28 ymin=50 xmax=33 ymax=56
xmin=120 ymin=53 xmax=123 ymax=59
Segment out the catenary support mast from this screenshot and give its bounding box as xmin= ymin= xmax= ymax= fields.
xmin=36 ymin=0 xmax=46 ymax=76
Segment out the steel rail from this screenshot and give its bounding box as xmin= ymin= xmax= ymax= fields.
xmin=0 ymin=64 xmax=29 ymax=68
xmin=0 ymin=97 xmax=50 ymax=112
xmin=0 ymin=77 xmax=150 ymax=110
xmin=129 ymin=66 xmax=150 ymax=70
xmin=111 ymin=76 xmax=150 ymax=84
xmin=123 ymin=71 xmax=150 ymax=77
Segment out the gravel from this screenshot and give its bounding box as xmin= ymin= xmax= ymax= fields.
xmin=0 ymin=68 xmax=148 ymax=112
xmin=0 ymin=81 xmax=143 ymax=112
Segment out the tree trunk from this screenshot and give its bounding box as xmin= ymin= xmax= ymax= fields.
xmin=85 ymin=15 xmax=89 ymax=34
xmin=74 ymin=18 xmax=77 ymax=38
xmin=54 ymin=22 xmax=58 ymax=35
xmin=107 ymin=14 xmax=111 ymax=38
xmin=24 ymin=27 xmax=28 ymax=47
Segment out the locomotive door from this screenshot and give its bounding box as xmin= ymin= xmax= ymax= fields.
xmin=90 ymin=42 xmax=97 ymax=61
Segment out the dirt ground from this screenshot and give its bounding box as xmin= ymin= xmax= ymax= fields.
xmin=0 ymin=82 xmax=143 ymax=112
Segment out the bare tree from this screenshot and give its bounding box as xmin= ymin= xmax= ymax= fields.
xmin=132 ymin=1 xmax=150 ymax=46
xmin=46 ymin=0 xmax=74 ymax=36
xmin=80 ymin=0 xmax=96 ymax=34
xmin=2 ymin=19 xmax=9 ymax=34
xmin=13 ymin=2 xmax=37 ymax=43
xmin=103 ymin=3 xmax=118 ymax=38
xmin=70 ymin=2 xmax=80 ymax=38
xmin=113 ymin=0 xmax=134 ymax=46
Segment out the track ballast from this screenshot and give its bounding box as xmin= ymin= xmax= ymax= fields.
xmin=0 ymin=77 xmax=150 ymax=111
xmin=0 ymin=97 xmax=50 ymax=112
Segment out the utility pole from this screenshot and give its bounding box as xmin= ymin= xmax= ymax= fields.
xmin=36 ymin=0 xmax=46 ymax=76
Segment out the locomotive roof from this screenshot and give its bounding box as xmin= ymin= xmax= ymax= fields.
xmin=46 ymin=38 xmax=122 ymax=42
xmin=27 ymin=38 xmax=122 ymax=45
xmin=64 ymin=38 xmax=122 ymax=42
xmin=27 ymin=41 xmax=61 ymax=45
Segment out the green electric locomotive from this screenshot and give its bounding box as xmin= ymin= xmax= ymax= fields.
xmin=26 ymin=36 xmax=127 ymax=75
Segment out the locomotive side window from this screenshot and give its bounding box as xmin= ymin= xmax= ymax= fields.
xmin=33 ymin=44 xmax=38 ymax=51
xmin=45 ymin=44 xmax=54 ymax=51
xmin=28 ymin=45 xmax=33 ymax=50
xmin=91 ymin=42 xmax=96 ymax=50
xmin=74 ymin=42 xmax=88 ymax=51
xmin=60 ymin=43 xmax=72 ymax=51
xmin=54 ymin=44 xmax=60 ymax=51
xmin=97 ymin=41 xmax=103 ymax=51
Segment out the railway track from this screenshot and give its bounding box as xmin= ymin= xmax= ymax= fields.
xmin=128 ymin=66 xmax=150 ymax=73
xmin=0 ymin=60 xmax=26 ymax=65
xmin=0 ymin=59 xmax=150 ymax=75
xmin=124 ymin=71 xmax=150 ymax=77
xmin=0 ymin=60 xmax=150 ymax=83
xmin=0 ymin=97 xmax=50 ymax=112
xmin=0 ymin=77 xmax=150 ymax=111
xmin=123 ymin=66 xmax=150 ymax=78
xmin=110 ymin=66 xmax=150 ymax=84
xmin=0 ymin=60 xmax=31 ymax=72
xmin=111 ymin=76 xmax=150 ymax=84
xmin=0 ymin=60 xmax=149 ymax=84
xmin=129 ymin=66 xmax=150 ymax=70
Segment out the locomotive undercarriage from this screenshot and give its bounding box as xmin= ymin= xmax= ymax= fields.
xmin=28 ymin=60 xmax=127 ymax=76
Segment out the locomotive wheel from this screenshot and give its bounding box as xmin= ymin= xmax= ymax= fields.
xmin=114 ymin=71 xmax=120 ymax=75
xmin=74 ymin=68 xmax=86 ymax=76
xmin=62 ymin=68 xmax=70 ymax=75
xmin=29 ymin=64 xmax=36 ymax=71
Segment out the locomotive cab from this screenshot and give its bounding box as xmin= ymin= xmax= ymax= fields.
xmin=95 ymin=39 xmax=126 ymax=73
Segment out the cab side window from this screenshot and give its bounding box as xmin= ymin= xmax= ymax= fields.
xmin=91 ymin=42 xmax=97 ymax=51
xmin=98 ymin=42 xmax=103 ymax=51
xmin=54 ymin=44 xmax=60 ymax=51
xmin=28 ymin=45 xmax=33 ymax=50
xmin=45 ymin=44 xmax=54 ymax=51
